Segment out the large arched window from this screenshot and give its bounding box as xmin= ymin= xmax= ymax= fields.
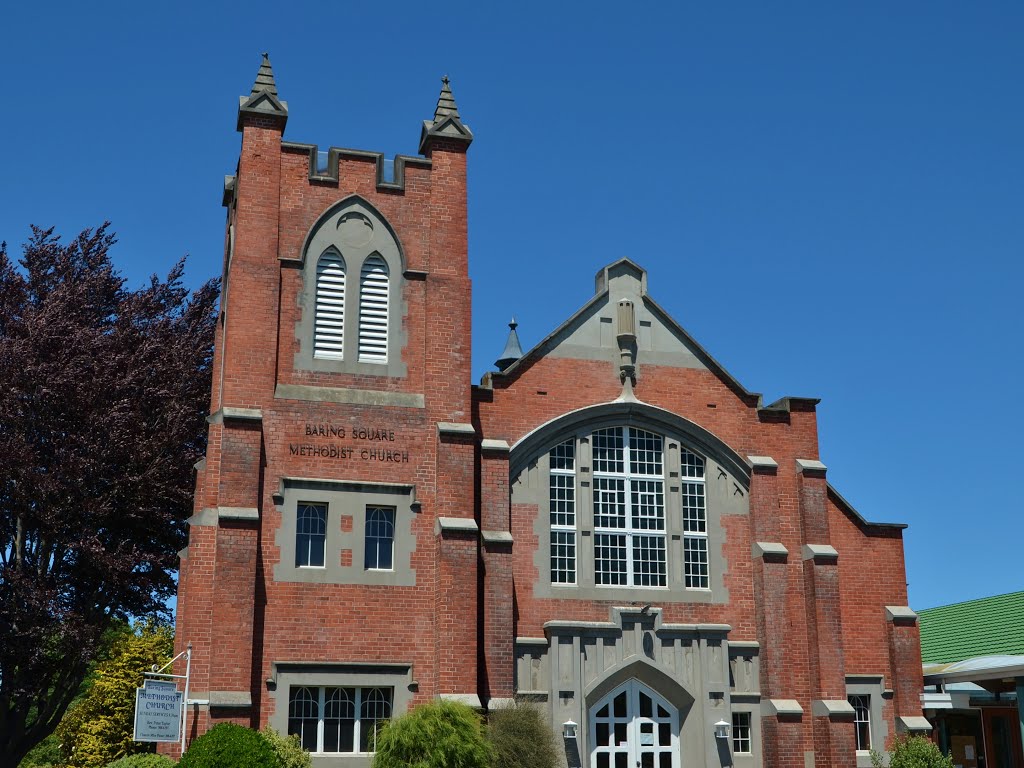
xmin=545 ymin=426 xmax=707 ymax=590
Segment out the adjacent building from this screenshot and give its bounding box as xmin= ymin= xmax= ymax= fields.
xmin=171 ymin=55 xmax=930 ymax=767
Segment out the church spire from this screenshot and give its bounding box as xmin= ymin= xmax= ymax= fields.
xmin=433 ymin=75 xmax=461 ymax=121
xmin=237 ymin=52 xmax=288 ymax=132
xmin=495 ymin=317 xmax=523 ymax=371
xmin=419 ymin=75 xmax=473 ymax=155
xmin=250 ymin=52 xmax=279 ymax=97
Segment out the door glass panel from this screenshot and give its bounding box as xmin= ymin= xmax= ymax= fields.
xmin=615 ymin=722 xmax=627 ymax=744
xmin=614 ymin=692 xmax=627 ymax=717
xmin=597 ymin=754 xmax=609 ymax=768
xmin=640 ymin=692 xmax=653 ymax=717
xmin=615 ymin=753 xmax=628 ymax=768
xmin=597 ymin=722 xmax=610 ymax=746
xmin=642 ymin=754 xmax=654 ymax=768
xmin=657 ymin=704 xmax=669 ymax=718
xmin=660 ymin=753 xmax=672 ymax=768
xmin=659 ymin=722 xmax=670 ymax=743
xmin=598 ymin=704 xmax=609 ymax=717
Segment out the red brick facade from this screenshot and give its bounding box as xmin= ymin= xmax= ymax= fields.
xmin=171 ymin=61 xmax=925 ymax=767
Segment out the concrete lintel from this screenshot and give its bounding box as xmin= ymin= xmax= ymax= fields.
xmin=193 ymin=458 xmax=206 ymax=472
xmin=187 ymin=508 xmax=218 ymax=527
xmin=515 ymin=637 xmax=549 ymax=647
xmin=481 ymin=530 xmax=513 ymax=544
xmin=218 ymin=506 xmax=260 ymax=522
xmin=440 ymin=693 xmax=482 ymax=708
xmin=207 ymin=406 xmax=263 ymax=424
xmin=208 ymin=691 xmax=253 ymax=708
xmin=697 ymin=623 xmax=732 ymax=635
xmin=796 ymin=458 xmax=827 ymax=474
xmin=487 ymin=697 xmax=516 ymax=711
xmin=812 ymin=699 xmax=856 ymax=718
xmin=762 ymin=699 xmax=803 ymax=717
xmin=544 ymin=620 xmax=618 ymax=636
xmin=275 ymin=383 xmax=425 ymax=408
xmin=802 ymin=543 xmax=839 ymax=563
xmin=481 ymin=438 xmax=511 ymax=453
xmin=729 ymin=640 xmax=761 ymax=651
xmin=898 ymin=715 xmax=933 ymax=732
xmin=437 ymin=422 xmax=476 ymax=437
xmin=435 ymin=517 xmax=479 ymax=535
xmin=177 ymin=547 xmax=189 ymax=560
xmin=753 ymin=541 xmax=789 ymax=560
xmin=885 ymin=605 xmax=919 ymax=624
xmin=747 ymin=455 xmax=778 ymax=469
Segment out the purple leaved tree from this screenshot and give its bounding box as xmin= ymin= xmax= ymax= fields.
xmin=0 ymin=225 xmax=218 ymax=767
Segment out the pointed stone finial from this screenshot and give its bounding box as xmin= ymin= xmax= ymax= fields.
xmin=237 ymin=52 xmax=288 ymax=132
xmin=419 ymin=75 xmax=473 ymax=154
xmin=495 ymin=316 xmax=523 ymax=371
xmin=251 ymin=52 xmax=278 ymax=97
xmin=433 ymin=75 xmax=461 ymax=122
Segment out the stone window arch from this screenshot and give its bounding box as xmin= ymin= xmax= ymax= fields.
xmin=294 ymin=196 xmax=406 ymax=377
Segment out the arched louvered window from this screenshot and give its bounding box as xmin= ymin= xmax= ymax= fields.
xmin=314 ymin=252 xmax=346 ymax=359
xmin=358 ymin=255 xmax=389 ymax=363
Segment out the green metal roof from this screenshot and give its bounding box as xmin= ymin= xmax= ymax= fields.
xmin=918 ymin=591 xmax=1024 ymax=664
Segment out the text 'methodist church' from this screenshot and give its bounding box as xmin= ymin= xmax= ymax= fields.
xmin=172 ymin=55 xmax=931 ymax=768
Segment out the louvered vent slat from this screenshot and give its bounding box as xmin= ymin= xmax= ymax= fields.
xmin=314 ymin=253 xmax=345 ymax=359
xmin=359 ymin=255 xmax=389 ymax=363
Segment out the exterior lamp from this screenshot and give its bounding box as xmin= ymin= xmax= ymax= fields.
xmin=563 ymin=720 xmax=578 ymax=739
xmin=714 ymin=720 xmax=730 ymax=740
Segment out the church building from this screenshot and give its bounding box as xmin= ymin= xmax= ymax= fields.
xmin=172 ymin=55 xmax=931 ymax=768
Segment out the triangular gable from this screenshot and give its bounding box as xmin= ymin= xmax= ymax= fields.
xmin=491 ymin=258 xmax=759 ymax=405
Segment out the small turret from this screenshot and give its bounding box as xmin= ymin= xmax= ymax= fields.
xmin=237 ymin=53 xmax=288 ymax=132
xmin=419 ymin=75 xmax=473 ymax=155
xmin=495 ymin=317 xmax=523 ymax=371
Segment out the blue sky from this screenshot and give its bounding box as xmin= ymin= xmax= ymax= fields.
xmin=2 ymin=1 xmax=1021 ymax=612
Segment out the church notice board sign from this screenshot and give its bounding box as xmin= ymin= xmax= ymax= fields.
xmin=133 ymin=679 xmax=182 ymax=743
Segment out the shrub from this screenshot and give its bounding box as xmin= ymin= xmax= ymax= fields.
xmin=372 ymin=700 xmax=492 ymax=768
xmin=260 ymin=727 xmax=311 ymax=768
xmin=105 ymin=755 xmax=177 ymax=768
xmin=871 ymin=735 xmax=953 ymax=768
xmin=487 ymin=701 xmax=558 ymax=768
xmin=177 ymin=723 xmax=276 ymax=768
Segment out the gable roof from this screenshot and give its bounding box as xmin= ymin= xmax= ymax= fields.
xmin=918 ymin=590 xmax=1024 ymax=664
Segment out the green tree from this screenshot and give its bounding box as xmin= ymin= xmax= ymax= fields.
xmin=54 ymin=621 xmax=174 ymax=768
xmin=871 ymin=735 xmax=953 ymax=768
xmin=372 ymin=700 xmax=492 ymax=768
xmin=486 ymin=701 xmax=558 ymax=768
xmin=0 ymin=225 xmax=217 ymax=767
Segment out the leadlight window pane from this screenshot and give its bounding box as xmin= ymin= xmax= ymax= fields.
xmin=364 ymin=507 xmax=395 ymax=570
xmin=632 ymin=534 xmax=667 ymax=587
xmin=684 ymin=536 xmax=709 ymax=589
xmin=681 ymin=482 xmax=706 ymax=533
xmin=595 ymin=533 xmax=628 ymax=585
xmin=594 ymin=477 xmax=626 ymax=528
xmin=592 ymin=427 xmax=624 ymax=473
xmin=549 ymin=473 xmax=576 ymax=527
xmin=323 ymin=687 xmax=355 ymax=753
xmin=288 ymin=687 xmax=320 ymax=752
xmin=550 ymin=439 xmax=575 ymax=471
xmin=296 ymin=503 xmax=327 ymax=568
xmin=680 ymin=448 xmax=705 ymax=479
xmin=630 ymin=480 xmax=665 ymax=530
xmin=849 ymin=695 xmax=871 ymax=750
xmin=629 ymin=429 xmax=663 ymax=475
xmin=360 ymin=688 xmax=392 ymax=752
xmin=732 ymin=712 xmax=752 ymax=754
xmin=550 ymin=530 xmax=576 ymax=584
